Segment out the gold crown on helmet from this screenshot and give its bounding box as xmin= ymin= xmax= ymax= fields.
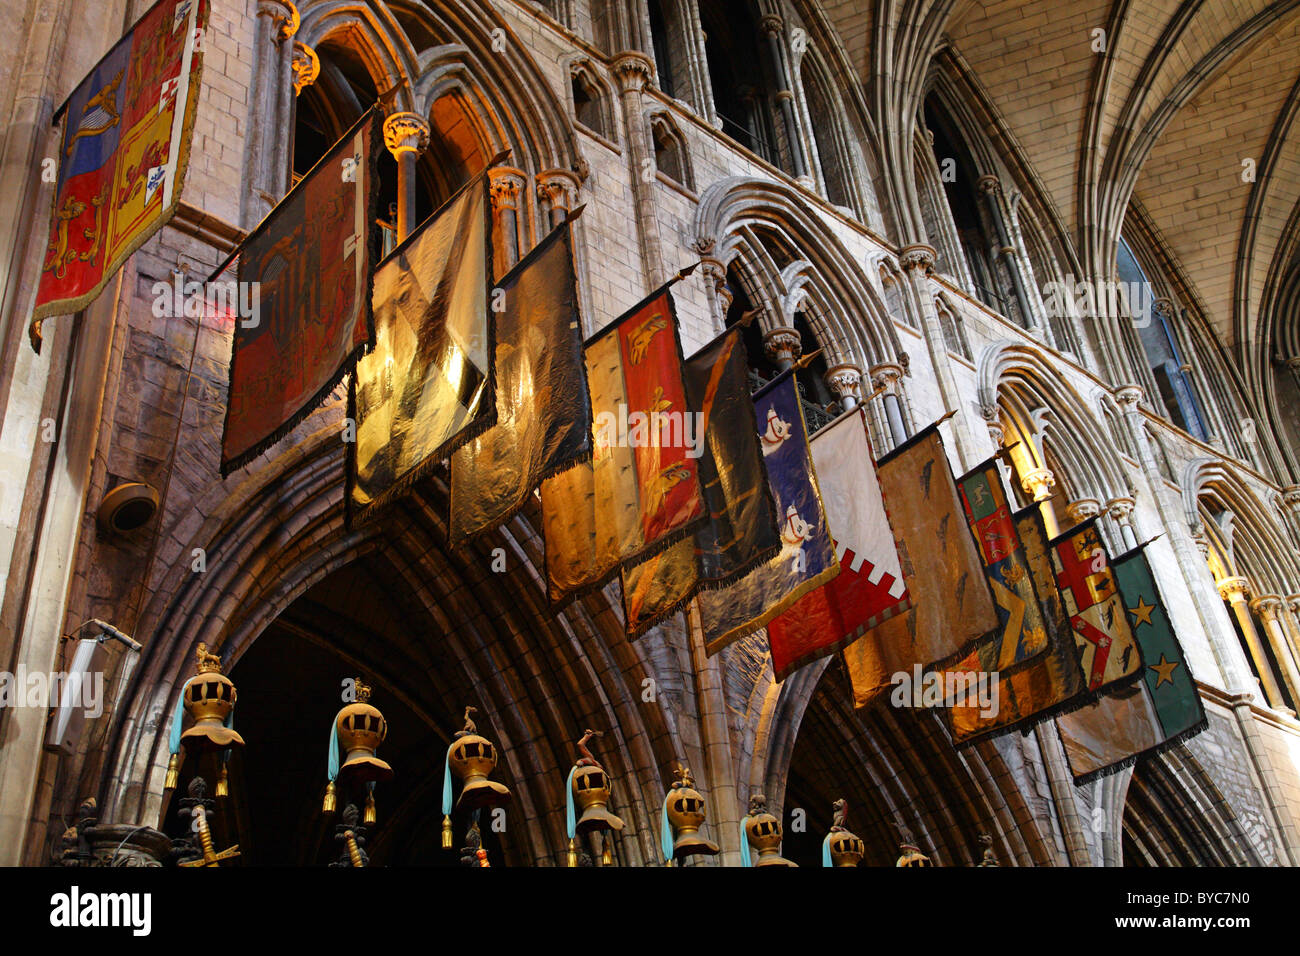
xmin=336 ymin=678 xmax=392 ymax=784
xmin=744 ymin=793 xmax=796 ymax=867
xmin=180 ymin=643 xmax=244 ymax=753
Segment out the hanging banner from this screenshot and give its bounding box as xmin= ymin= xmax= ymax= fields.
xmin=448 ymin=216 xmax=591 ymax=545
xmin=765 ymin=407 xmax=910 ymax=681
xmin=942 ymin=505 xmax=1090 ymax=744
xmin=30 ymin=0 xmax=208 ymax=351
xmin=541 ymin=284 xmax=705 ymax=604
xmin=348 ymin=169 xmax=495 ymax=525
xmin=696 ymin=372 xmax=838 ymax=654
xmin=1057 ymin=546 xmax=1206 ymax=782
xmin=842 ymin=423 xmax=997 ymax=707
xmin=1051 ymin=518 xmax=1143 ymax=692
xmin=221 ymin=108 xmax=382 ymax=476
xmin=620 ymin=329 xmax=780 ymax=636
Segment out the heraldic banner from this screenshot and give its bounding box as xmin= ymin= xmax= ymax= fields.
xmin=841 ymin=423 xmax=997 ymax=707
xmin=448 ymin=216 xmax=592 ymax=546
xmin=221 ymin=108 xmax=382 ymax=476
xmin=696 ymin=371 xmax=838 ymax=655
xmin=31 ymin=0 xmax=208 ymax=350
xmin=540 ymin=283 xmax=705 ymax=605
xmin=1051 ymin=518 xmax=1143 ymax=692
xmin=1057 ymin=546 xmax=1207 ymax=782
xmin=349 ymin=168 xmax=496 ymax=525
xmin=765 ymin=406 xmax=910 ymax=681
xmin=943 ymin=504 xmax=1090 ymax=744
xmin=619 ymin=328 xmax=780 ymax=636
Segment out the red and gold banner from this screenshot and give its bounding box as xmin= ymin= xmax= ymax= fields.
xmin=1051 ymin=519 xmax=1142 ymax=691
xmin=221 ymin=109 xmax=381 ymax=475
xmin=540 ymin=285 xmax=704 ymax=604
xmin=31 ymin=0 xmax=207 ymax=350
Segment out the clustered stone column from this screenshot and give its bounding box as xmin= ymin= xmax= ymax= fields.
xmin=1217 ymin=576 xmax=1287 ymax=709
xmin=697 ymin=248 xmax=730 ymax=333
xmin=977 ymin=175 xmax=1036 ymax=331
xmin=488 ymin=166 xmax=527 ymax=273
xmin=760 ymin=14 xmax=809 ymax=184
xmin=243 ymin=1 xmax=300 ymax=224
xmin=1249 ymin=595 xmax=1300 ymax=711
xmin=1106 ymin=497 xmax=1139 ymax=550
xmin=824 ymin=363 xmax=863 ymax=411
xmin=382 ymin=112 xmax=430 ymax=243
xmin=870 ymin=362 xmax=907 ymax=446
xmin=611 ymin=51 xmax=667 ymax=289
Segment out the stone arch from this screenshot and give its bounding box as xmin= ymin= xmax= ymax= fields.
xmin=695 ymin=176 xmax=904 ymax=369
xmin=978 ymin=341 xmax=1130 ymax=506
xmin=95 ymin=427 xmax=695 ymax=866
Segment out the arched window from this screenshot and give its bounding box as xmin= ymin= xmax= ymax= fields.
xmin=570 ymin=62 xmax=614 ymax=142
xmin=1116 ymin=236 xmax=1208 ymax=440
xmin=699 ymin=0 xmax=787 ymax=172
xmin=650 ymin=113 xmax=691 ymax=190
xmin=647 ymin=0 xmax=678 ymax=100
xmin=801 ymin=56 xmax=851 ymax=209
xmin=935 ymin=296 xmax=972 ymax=361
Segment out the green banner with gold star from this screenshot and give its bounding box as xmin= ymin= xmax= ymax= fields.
xmin=1057 ymin=544 xmax=1207 ymax=783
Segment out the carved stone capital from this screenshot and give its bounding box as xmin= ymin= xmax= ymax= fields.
xmin=1114 ymin=384 xmax=1144 ymax=409
xmin=610 ymin=51 xmax=655 ymax=93
xmin=535 ymin=168 xmax=582 ymax=214
xmin=1217 ymin=575 xmax=1251 ymax=604
xmin=899 ymin=243 xmax=936 ymax=274
xmin=1152 ymin=297 xmax=1175 ymax=319
xmin=692 ymin=236 xmax=717 ymax=257
xmin=1020 ymin=468 xmax=1056 ymax=502
xmin=1281 ymin=485 xmax=1300 ymax=512
xmin=1250 ymin=594 xmax=1284 ymax=620
xmin=977 ymin=174 xmax=1001 ymax=196
xmin=1285 ymin=356 xmax=1300 ymax=372
xmin=290 ymin=42 xmax=319 ymax=94
xmin=763 ymin=327 xmax=802 ymax=367
xmin=1191 ymin=527 xmax=1211 ymax=558
xmin=1065 ymin=498 xmax=1102 ymax=524
xmin=986 ymin=419 xmax=1005 ymax=448
xmin=825 ymin=363 xmax=863 ymax=401
xmin=1287 ymin=594 xmax=1300 ymax=614
xmin=1106 ymin=497 xmax=1136 ymax=524
xmin=488 ymin=166 xmax=527 ymax=212
xmin=257 ymin=0 xmax=298 ymax=43
xmin=869 ymin=362 xmax=905 ymax=394
xmin=760 ymin=13 xmax=785 ymax=35
xmin=383 ymin=111 xmax=430 ymax=158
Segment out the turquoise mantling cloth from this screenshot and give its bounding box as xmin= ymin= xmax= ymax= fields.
xmin=564 ymin=766 xmax=579 ymax=839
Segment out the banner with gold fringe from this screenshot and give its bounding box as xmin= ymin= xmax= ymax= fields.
xmin=447 ymin=214 xmax=591 ymax=546
xmin=841 ymin=422 xmax=997 ymax=707
xmin=696 ymin=371 xmax=838 ymax=655
xmin=619 ymin=328 xmax=780 ymax=637
xmin=941 ymin=504 xmax=1091 ymax=744
xmin=540 ymin=281 xmax=705 ymax=604
xmin=765 ymin=406 xmax=910 ymax=681
xmin=221 ymin=107 xmax=383 ymax=476
xmin=347 ymin=165 xmax=496 ymax=525
xmin=30 ymin=0 xmax=208 ymax=351
xmin=1057 ymin=544 xmax=1206 ymax=783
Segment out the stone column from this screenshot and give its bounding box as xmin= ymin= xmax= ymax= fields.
xmin=383 ymin=112 xmax=430 ymax=243
xmin=611 ymin=51 xmax=666 ymax=290
xmin=977 ymin=175 xmax=1036 ymax=331
xmin=1106 ymin=497 xmax=1139 ymax=550
xmin=870 ymin=362 xmax=908 ymax=445
xmin=1218 ymin=577 xmax=1287 ymax=709
xmin=825 ymin=363 xmax=863 ymax=411
xmin=1116 ymin=384 xmax=1251 ymax=694
xmin=899 ymin=243 xmax=974 ymax=466
xmin=760 ymin=14 xmax=808 ymax=183
xmin=488 ymin=166 xmax=527 ymax=274
xmin=242 ymin=1 xmax=299 ymax=225
xmin=1250 ymin=595 xmax=1300 ymax=710
xmin=763 ymin=326 xmax=801 ymax=371
xmin=1284 ymin=596 xmax=1300 ymax=671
